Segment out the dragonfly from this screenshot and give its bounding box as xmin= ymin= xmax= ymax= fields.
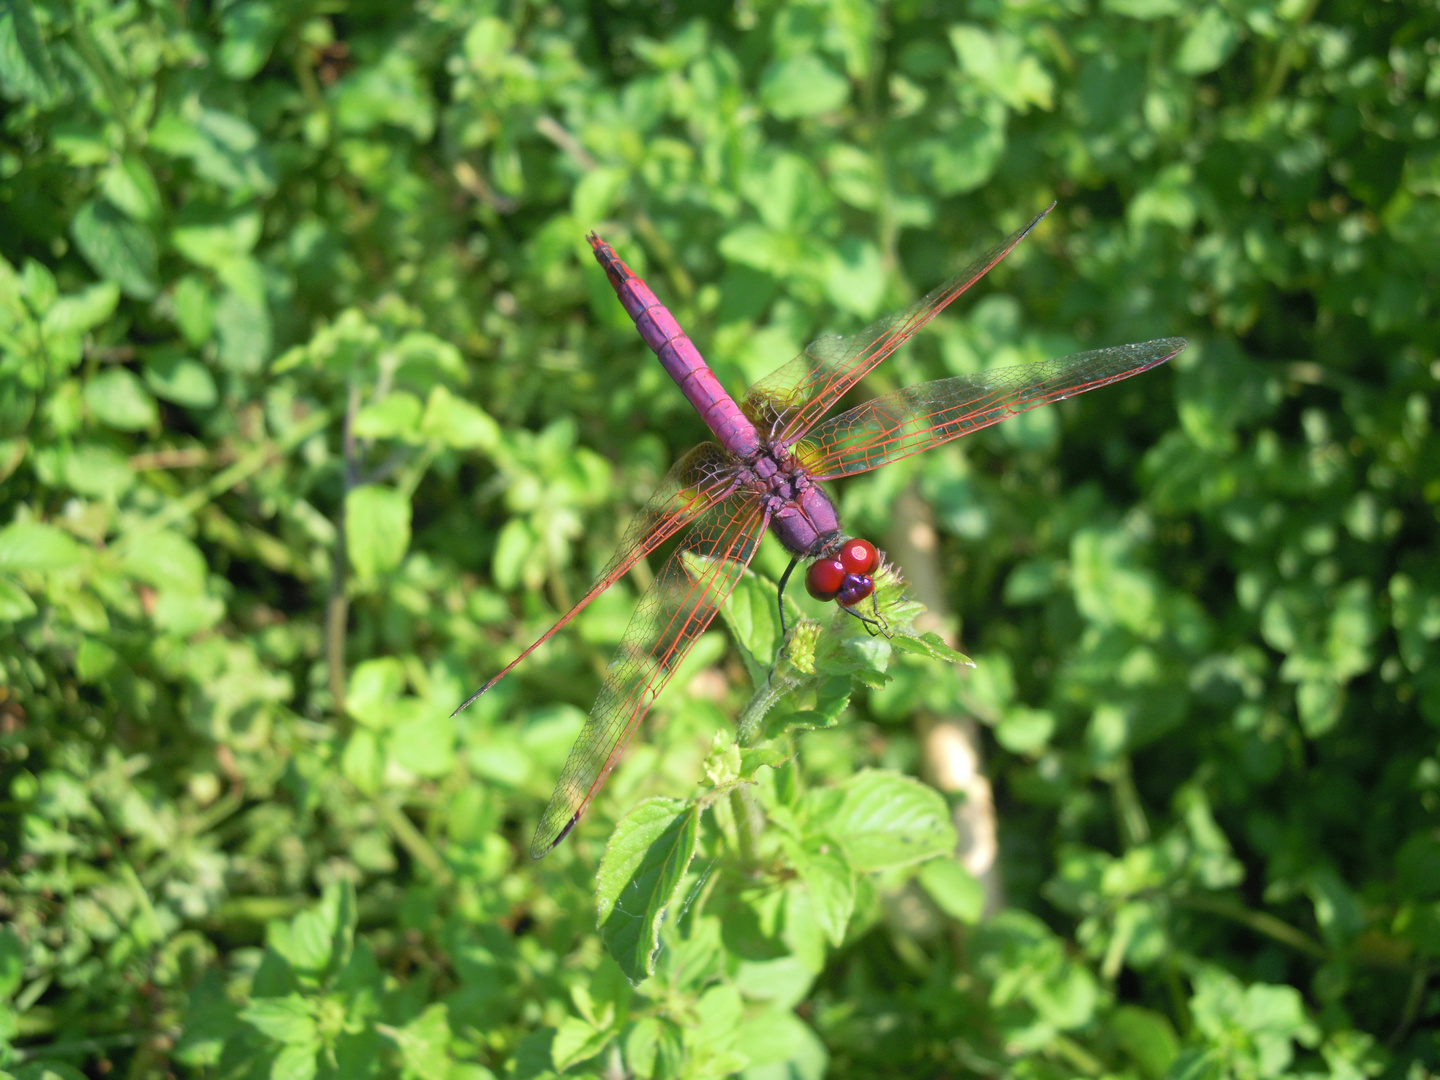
xmin=456 ymin=202 xmax=1187 ymax=858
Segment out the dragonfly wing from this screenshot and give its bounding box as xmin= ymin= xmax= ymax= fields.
xmin=798 ymin=338 xmax=1188 ymax=480
xmin=741 ymin=204 xmax=1054 ymax=447
xmin=530 ymin=492 xmax=767 ymax=858
xmin=453 ymin=442 xmax=739 ymax=715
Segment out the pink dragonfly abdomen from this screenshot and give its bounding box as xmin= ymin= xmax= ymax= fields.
xmin=589 ymin=235 xmax=762 ymax=460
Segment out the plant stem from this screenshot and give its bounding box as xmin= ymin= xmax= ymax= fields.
xmin=326 ymin=384 xmax=360 ymax=718
xmin=736 ymin=668 xmax=795 ymax=747
xmin=1111 ymin=756 xmax=1150 ymax=847
xmin=1175 ymin=893 xmax=1327 ymax=959
xmin=729 ymin=787 xmax=760 ymax=867
xmin=122 ymin=407 xmax=333 ymax=540
xmin=376 ymin=798 xmax=452 ymax=886
xmin=1389 ymin=965 xmax=1430 ymax=1048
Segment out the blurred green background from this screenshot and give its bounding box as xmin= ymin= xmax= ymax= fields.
xmin=2 ymin=0 xmax=1438 ymax=1077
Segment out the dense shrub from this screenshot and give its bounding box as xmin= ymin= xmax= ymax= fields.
xmin=2 ymin=0 xmax=1437 ymax=1077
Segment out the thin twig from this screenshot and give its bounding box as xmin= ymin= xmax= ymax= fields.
xmin=120 ymin=408 xmax=332 ymax=539
xmin=633 ymin=212 xmax=694 ymax=302
xmin=1175 ymin=893 xmax=1328 ymax=959
xmin=1256 ymin=0 xmax=1323 ymax=106
xmin=1388 ymin=965 xmax=1429 ymax=1048
xmin=326 ymin=384 xmax=360 ymax=718
xmin=376 ymin=799 xmax=453 ymax=886
xmin=536 ymin=114 xmax=597 ymax=171
xmin=128 ymin=446 xmax=216 ymax=471
xmin=453 ymin=160 xmax=518 ymax=212
xmin=14 ymin=1026 xmax=178 ymax=1063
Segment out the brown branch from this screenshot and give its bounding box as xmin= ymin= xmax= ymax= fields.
xmin=129 ymin=447 xmax=217 ymax=471
xmin=885 ymin=488 xmax=1004 ymax=916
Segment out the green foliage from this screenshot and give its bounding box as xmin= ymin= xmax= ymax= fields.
xmin=2 ymin=0 xmax=1438 ymax=1077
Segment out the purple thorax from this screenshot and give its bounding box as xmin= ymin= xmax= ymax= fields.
xmin=589 ymin=235 xmax=762 ymax=460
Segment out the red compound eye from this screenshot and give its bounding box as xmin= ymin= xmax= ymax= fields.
xmin=838 ymin=538 xmax=878 ymax=575
xmin=805 ymin=558 xmax=847 ymax=601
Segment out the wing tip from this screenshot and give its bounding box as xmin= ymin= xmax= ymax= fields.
xmin=530 ymin=810 xmax=580 ymax=860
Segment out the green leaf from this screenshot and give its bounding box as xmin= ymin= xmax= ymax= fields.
xmin=383 ymin=1003 xmax=452 ymax=1080
xmin=0 ymin=520 xmax=83 ymax=571
xmin=1108 ymin=1005 xmax=1180 ymax=1080
xmin=172 ymin=276 xmax=215 ymax=345
xmin=77 ymin=636 xmax=117 ymax=681
xmin=913 ymin=101 xmax=1006 ymax=195
xmin=42 ymin=282 xmax=119 ymax=338
xmin=346 ymin=484 xmax=411 ymax=579
xmin=595 ymin=798 xmax=700 ymax=984
xmin=62 ymin=444 xmax=134 ymax=499
xmin=240 ymin=996 xmax=317 ymax=1045
xmin=71 ymin=199 xmax=159 ymax=300
xmin=341 ymin=730 xmax=384 ymax=795
xmin=1175 ymin=6 xmax=1240 ymax=75
xmin=760 ymin=54 xmax=850 ymax=119
xmin=0 ymin=0 xmax=60 ymax=103
xmin=817 ymin=770 xmax=956 ymax=871
xmin=271 ymin=1042 xmax=319 ymax=1080
xmin=891 ymin=632 xmax=974 ymax=667
xmin=144 ymin=353 xmax=217 ymax=408
xmin=0 ymin=926 xmax=23 ymax=998
xmin=171 ymin=208 xmax=262 ymax=269
xmin=785 ymin=835 xmax=855 ymax=946
xmin=918 ymin=858 xmax=984 ymax=924
xmin=271 ymin=881 xmax=356 ymax=983
xmin=420 ymin=386 xmax=499 ymax=450
xmin=100 ymin=157 xmax=162 ymax=222
xmin=84 ymin=367 xmax=158 ymax=430
xmin=996 ymin=706 xmax=1056 ymax=755
xmin=550 ymin=1016 xmax=611 ymax=1072
xmin=714 ymin=564 xmax=782 ymax=684
xmin=389 ymin=710 xmax=456 ymax=778
xmin=218 ymin=1 xmax=281 ymax=79
xmin=346 ymin=656 xmax=405 ymax=728
xmin=332 ymin=50 xmax=436 ymax=141
xmin=353 ymin=391 xmax=423 ymax=441
xmin=120 ymin=530 xmax=207 ymax=593
xmin=823 ymin=236 xmax=885 ymax=319
xmin=732 ymin=1008 xmax=827 ymax=1080
xmin=149 ymin=109 xmax=276 ymax=194
xmin=0 ymin=575 xmax=36 ymax=620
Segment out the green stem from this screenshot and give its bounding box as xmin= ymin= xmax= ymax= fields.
xmin=1049 ymin=1034 xmax=1104 ymax=1076
xmin=376 ymin=798 xmax=452 ymax=886
xmin=327 ymin=385 xmax=360 ymax=718
xmin=1111 ymin=756 xmax=1150 ymax=847
xmin=120 ymin=408 xmax=333 ymax=541
xmin=13 ymin=1026 xmax=171 ymax=1062
xmin=729 ymin=787 xmax=760 ymax=867
xmin=735 ymin=668 xmax=796 ymax=747
xmin=1175 ymin=893 xmax=1326 ymax=959
xmin=1256 ymin=0 xmax=1323 ymax=106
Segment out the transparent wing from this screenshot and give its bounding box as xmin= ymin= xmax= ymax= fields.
xmin=530 ymin=493 xmax=767 ymax=858
xmin=741 ymin=204 xmax=1054 ymax=447
xmin=795 ymin=338 xmax=1188 ymax=480
xmin=453 ymin=442 xmax=740 ymax=716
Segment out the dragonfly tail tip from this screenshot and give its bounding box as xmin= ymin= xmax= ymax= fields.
xmin=450 ymin=678 xmax=499 ymax=717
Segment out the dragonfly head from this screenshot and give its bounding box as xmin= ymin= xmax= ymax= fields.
xmin=804 ymin=537 xmax=879 ymax=607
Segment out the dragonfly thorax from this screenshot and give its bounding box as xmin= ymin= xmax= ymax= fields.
xmin=739 ymin=447 xmax=843 ymax=558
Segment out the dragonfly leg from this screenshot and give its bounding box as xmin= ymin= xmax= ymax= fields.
xmin=775 ymin=555 xmax=800 ymax=640
xmin=843 ymin=601 xmax=892 ymax=638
